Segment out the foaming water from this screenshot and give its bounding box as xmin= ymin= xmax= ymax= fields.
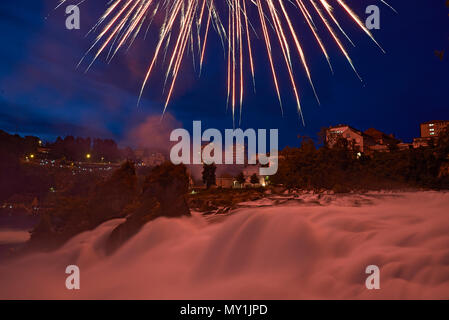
xmin=1 ymin=192 xmax=449 ymax=299
xmin=0 ymin=230 xmax=30 ymax=244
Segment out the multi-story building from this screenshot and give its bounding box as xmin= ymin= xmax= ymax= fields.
xmin=216 ymin=174 xmax=235 ymax=188
xmin=413 ymin=137 xmax=433 ymax=149
xmin=413 ymin=120 xmax=449 ymax=148
xmin=364 ymin=128 xmax=400 ymax=146
xmin=326 ymin=125 xmax=366 ymax=152
xmin=420 ymin=120 xmax=449 ymax=138
xmin=326 ymin=125 xmax=402 ymax=154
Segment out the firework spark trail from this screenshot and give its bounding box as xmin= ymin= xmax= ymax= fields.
xmin=256 ymin=0 xmax=283 ymax=115
xmin=381 ymin=0 xmax=397 ymax=14
xmin=242 ymin=0 xmax=255 ymax=91
xmin=199 ymin=4 xmax=212 ymax=72
xmin=336 ymin=0 xmax=385 ymax=53
xmin=319 ymin=0 xmax=355 ymax=47
xmin=296 ymin=0 xmax=333 ymax=74
xmin=266 ymin=0 xmax=303 ymax=120
xmin=67 ymin=0 xmax=393 ymax=123
xmin=309 ymin=0 xmax=361 ymax=81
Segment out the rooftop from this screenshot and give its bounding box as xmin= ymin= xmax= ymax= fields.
xmin=421 ymin=120 xmax=449 ymax=125
xmin=328 ymin=124 xmax=363 ymax=135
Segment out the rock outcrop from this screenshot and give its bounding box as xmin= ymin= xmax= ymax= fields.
xmin=105 ymin=162 xmax=190 ymax=254
xmin=28 ymin=161 xmax=138 ymax=251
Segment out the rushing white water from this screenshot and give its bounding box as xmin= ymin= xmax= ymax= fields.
xmin=0 ymin=230 xmax=30 ymax=245
xmin=1 ymin=192 xmax=449 ymax=299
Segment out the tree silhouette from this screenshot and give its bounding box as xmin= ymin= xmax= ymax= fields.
xmin=202 ymin=163 xmax=217 ymax=189
xmin=235 ymin=172 xmax=246 ymax=186
xmin=250 ymin=173 xmax=259 ymax=185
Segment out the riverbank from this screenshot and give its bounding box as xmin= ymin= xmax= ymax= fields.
xmin=0 ymin=209 xmax=39 ymax=259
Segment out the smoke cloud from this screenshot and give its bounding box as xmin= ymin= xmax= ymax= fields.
xmin=124 ymin=113 xmax=182 ymax=153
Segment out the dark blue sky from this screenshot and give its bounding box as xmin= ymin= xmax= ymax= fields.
xmin=0 ymin=0 xmax=448 ymax=148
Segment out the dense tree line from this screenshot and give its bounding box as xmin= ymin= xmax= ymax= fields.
xmin=48 ymin=136 xmax=122 ymax=162
xmin=0 ymin=130 xmax=45 ymax=201
xmin=272 ymin=127 xmax=449 ymax=191
xmin=0 ymin=130 xmax=126 ymax=201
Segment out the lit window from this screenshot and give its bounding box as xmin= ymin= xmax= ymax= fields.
xmin=430 ymin=129 xmax=435 ymax=132
xmin=429 ymin=124 xmax=434 ymax=127
xmin=430 ymin=132 xmax=435 ymax=135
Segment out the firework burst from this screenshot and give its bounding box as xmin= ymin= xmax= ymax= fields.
xmin=58 ymin=0 xmax=394 ymax=124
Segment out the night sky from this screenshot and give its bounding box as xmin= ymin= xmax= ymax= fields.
xmin=0 ymin=0 xmax=448 ymax=149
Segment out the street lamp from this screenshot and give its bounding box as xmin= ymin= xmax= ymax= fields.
xmin=86 ymin=153 xmax=91 ymax=160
